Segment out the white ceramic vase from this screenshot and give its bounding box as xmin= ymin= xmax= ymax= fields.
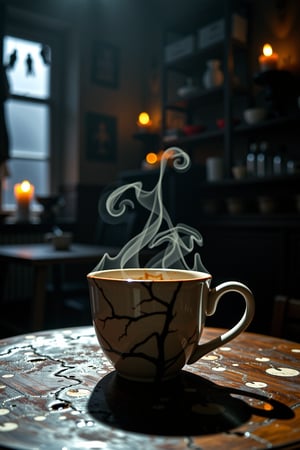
xmin=203 ymin=59 xmax=224 ymax=89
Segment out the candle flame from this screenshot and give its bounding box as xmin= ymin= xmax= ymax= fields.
xmin=138 ymin=112 xmax=151 ymax=126
xmin=20 ymin=180 xmax=31 ymax=193
xmin=263 ymin=43 xmax=273 ymax=57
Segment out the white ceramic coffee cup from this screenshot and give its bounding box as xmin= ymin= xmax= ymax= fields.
xmin=87 ymin=268 xmax=255 ymax=382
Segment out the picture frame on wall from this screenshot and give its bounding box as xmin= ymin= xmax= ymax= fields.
xmin=91 ymin=41 xmax=119 ymax=88
xmin=86 ymin=112 xmax=117 ymax=162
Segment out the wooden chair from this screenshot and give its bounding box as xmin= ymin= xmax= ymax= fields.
xmin=270 ymin=295 xmax=300 ymax=342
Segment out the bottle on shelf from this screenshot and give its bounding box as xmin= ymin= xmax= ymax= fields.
xmin=273 ymin=145 xmax=286 ymax=176
xmin=246 ymin=142 xmax=258 ymax=177
xmin=257 ymin=141 xmax=272 ymax=177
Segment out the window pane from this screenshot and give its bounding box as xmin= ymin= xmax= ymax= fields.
xmin=5 ymin=99 xmax=49 ymax=159
xmin=3 ymin=36 xmax=50 ymax=99
xmin=3 ymin=159 xmax=49 ymax=207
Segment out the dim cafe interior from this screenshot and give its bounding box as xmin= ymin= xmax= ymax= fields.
xmin=0 ymin=2 xmax=300 ymax=449
xmin=0 ymin=0 xmax=300 ymax=343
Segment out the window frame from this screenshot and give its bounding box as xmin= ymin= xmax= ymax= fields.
xmin=2 ymin=8 xmax=66 ymax=210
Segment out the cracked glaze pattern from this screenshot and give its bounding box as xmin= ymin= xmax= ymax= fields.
xmin=0 ymin=326 xmax=299 ymax=450
xmin=90 ymin=274 xmax=203 ymax=382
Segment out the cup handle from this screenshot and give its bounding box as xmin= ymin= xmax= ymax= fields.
xmin=187 ymin=281 xmax=255 ymax=364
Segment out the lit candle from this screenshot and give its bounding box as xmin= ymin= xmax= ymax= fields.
xmin=137 ymin=111 xmax=152 ymax=131
xmin=14 ymin=180 xmax=34 ymax=222
xmin=259 ymin=43 xmax=278 ymax=72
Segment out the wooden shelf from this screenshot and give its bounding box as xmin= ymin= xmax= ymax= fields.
xmin=234 ymin=113 xmax=300 ymax=134
xmin=161 ymin=112 xmax=300 ymax=147
xmin=165 ymin=83 xmax=248 ymax=113
xmin=162 ymin=129 xmax=223 ymax=147
xmin=165 ymin=40 xmax=247 ymax=74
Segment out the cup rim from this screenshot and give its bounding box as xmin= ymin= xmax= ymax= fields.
xmin=87 ymin=268 xmax=211 ymax=282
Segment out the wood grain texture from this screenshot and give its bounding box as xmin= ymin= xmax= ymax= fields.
xmin=0 ymin=326 xmax=299 ymax=449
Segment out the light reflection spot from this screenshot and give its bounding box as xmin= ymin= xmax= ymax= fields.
xmin=266 ymin=367 xmax=299 ymax=377
xmin=76 ymin=420 xmax=94 ymax=428
xmin=212 ymin=366 xmax=226 ymax=372
xmin=34 ymin=416 xmax=46 ymax=421
xmin=291 ymin=348 xmax=300 ymax=353
xmin=263 ymin=402 xmax=274 ymax=411
xmin=255 ymin=357 xmax=270 ymax=362
xmin=245 ymin=381 xmax=267 ymax=388
xmin=202 ymin=355 xmax=218 ymax=361
xmin=2 ymin=374 xmax=14 ymax=378
xmin=66 ymin=388 xmax=90 ymax=398
xmin=0 ymin=422 xmax=18 ymax=432
xmin=220 ymin=347 xmax=231 ymax=351
xmin=0 ymin=409 xmax=10 ymax=415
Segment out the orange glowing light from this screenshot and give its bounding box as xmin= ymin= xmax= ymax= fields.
xmin=137 ymin=112 xmax=152 ymax=128
xmin=161 ymin=149 xmax=174 ymax=160
xmin=14 ymin=180 xmax=34 ymax=200
xmin=20 ymin=180 xmax=31 ymax=192
xmin=263 ymin=402 xmax=274 ymax=411
xmin=259 ymin=43 xmax=278 ymax=71
xmin=14 ymin=180 xmax=34 ymax=221
xmin=263 ymin=43 xmax=273 ymax=57
xmin=146 ymin=152 xmax=158 ymax=165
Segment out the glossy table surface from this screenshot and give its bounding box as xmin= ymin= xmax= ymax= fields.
xmin=0 ymin=326 xmax=299 ymax=450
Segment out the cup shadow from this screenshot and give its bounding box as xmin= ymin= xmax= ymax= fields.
xmin=87 ymin=370 xmax=294 ymax=436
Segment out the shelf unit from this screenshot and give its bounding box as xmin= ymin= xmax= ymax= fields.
xmin=161 ymin=0 xmax=300 ymax=177
xmin=161 ymin=1 xmax=251 ymax=177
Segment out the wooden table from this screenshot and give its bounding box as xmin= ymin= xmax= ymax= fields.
xmin=0 ymin=243 xmax=119 ymax=331
xmin=0 ymin=326 xmax=299 ymax=449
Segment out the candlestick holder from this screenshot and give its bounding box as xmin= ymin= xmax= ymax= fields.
xmin=15 ymin=204 xmax=31 ymax=223
xmin=254 ymin=69 xmax=294 ymax=117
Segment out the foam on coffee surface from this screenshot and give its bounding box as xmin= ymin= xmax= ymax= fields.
xmin=92 ymin=268 xmax=210 ymax=282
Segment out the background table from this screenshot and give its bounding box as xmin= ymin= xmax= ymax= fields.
xmin=0 ymin=243 xmax=119 ymax=330
xmin=0 ymin=326 xmax=299 ymax=449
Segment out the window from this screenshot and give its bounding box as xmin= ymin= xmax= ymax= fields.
xmin=2 ymin=35 xmax=51 ymax=209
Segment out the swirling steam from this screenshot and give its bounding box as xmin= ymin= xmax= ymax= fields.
xmin=93 ymin=147 xmax=207 ymax=272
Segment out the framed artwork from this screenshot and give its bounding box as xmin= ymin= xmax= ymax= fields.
xmin=86 ymin=112 xmax=117 ymax=162
xmin=91 ymin=41 xmax=119 ymax=88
